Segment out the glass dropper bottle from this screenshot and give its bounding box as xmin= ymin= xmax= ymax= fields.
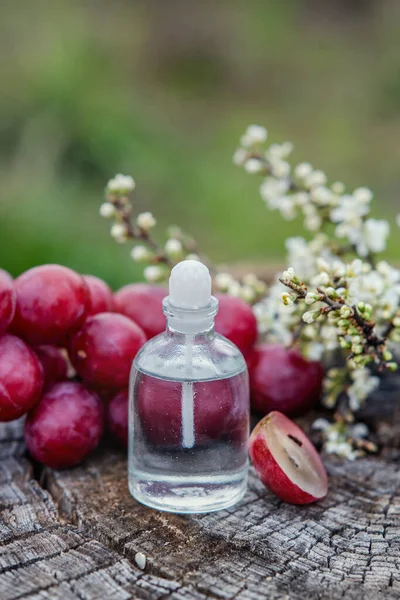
xmin=128 ymin=259 xmax=249 ymax=513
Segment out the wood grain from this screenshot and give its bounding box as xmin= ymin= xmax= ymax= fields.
xmin=1 ymin=410 xmax=400 ymax=599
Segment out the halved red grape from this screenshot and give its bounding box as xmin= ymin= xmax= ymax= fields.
xmin=34 ymin=345 xmax=68 ymax=389
xmin=0 ymin=334 xmax=43 ymax=421
xmin=0 ymin=269 xmax=16 ymax=335
xmin=114 ymin=283 xmax=166 ymax=339
xmin=108 ymin=389 xmax=128 ymax=448
xmin=214 ymin=294 xmax=258 ymax=356
xmin=248 ymin=344 xmax=324 ymax=416
xmin=249 ymin=411 xmax=328 ymax=504
xmin=12 ymin=265 xmax=90 ymax=345
xmin=83 ymin=275 xmax=115 ymax=316
xmin=25 ymin=381 xmax=104 ymax=469
xmin=69 ymin=312 xmax=146 ymax=391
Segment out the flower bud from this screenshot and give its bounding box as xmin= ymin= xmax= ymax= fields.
xmin=305 ymin=292 xmax=318 ymax=305
xmin=165 ymin=238 xmax=183 ymax=258
xmin=99 ymin=202 xmax=116 ymax=218
xmin=282 ymin=267 xmax=295 ymax=280
xmin=144 ymin=265 xmax=165 ymax=283
xmin=339 ymin=305 xmax=351 ymax=318
xmin=110 ymin=223 xmax=128 ymax=242
xmin=352 ymin=344 xmax=364 ymax=355
xmin=245 ymin=158 xmax=263 ymax=174
xmin=382 ymin=350 xmax=393 ymax=362
xmin=130 ymin=245 xmax=151 ymax=263
xmin=107 ymin=174 xmax=135 ymax=194
xmin=136 ymin=212 xmax=156 ymax=231
xmin=302 ymin=310 xmax=320 ymax=324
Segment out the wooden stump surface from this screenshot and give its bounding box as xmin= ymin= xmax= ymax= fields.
xmin=1 ymin=391 xmax=400 ymax=600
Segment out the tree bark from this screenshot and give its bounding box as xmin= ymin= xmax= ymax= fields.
xmin=1 ymin=414 xmax=400 ymax=599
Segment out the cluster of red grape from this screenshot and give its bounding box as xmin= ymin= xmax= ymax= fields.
xmin=0 ymin=264 xmax=324 ymax=475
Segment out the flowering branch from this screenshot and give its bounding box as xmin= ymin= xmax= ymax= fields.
xmin=279 ymin=269 xmax=395 ymax=372
xmin=234 ymin=124 xmax=400 ymax=459
xmin=100 ymin=174 xmax=267 ymax=301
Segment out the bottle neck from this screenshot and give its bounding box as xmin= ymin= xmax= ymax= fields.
xmin=166 ymin=325 xmax=215 ymax=342
xmin=162 ymin=295 xmax=218 ymax=335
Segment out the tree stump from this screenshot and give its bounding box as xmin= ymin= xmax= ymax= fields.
xmin=1 ymin=401 xmax=400 ymax=600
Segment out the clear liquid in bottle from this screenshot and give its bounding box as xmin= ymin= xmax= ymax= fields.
xmin=128 ymin=260 xmax=250 ymax=513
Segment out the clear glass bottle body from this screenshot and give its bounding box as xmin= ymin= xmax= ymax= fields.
xmin=128 ymin=322 xmax=249 ymax=513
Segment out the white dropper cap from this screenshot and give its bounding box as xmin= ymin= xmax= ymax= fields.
xmin=165 ymin=260 xmax=218 ymax=334
xmin=169 ymin=260 xmax=211 ymax=309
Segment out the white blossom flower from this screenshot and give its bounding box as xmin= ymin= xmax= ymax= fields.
xmin=347 ymin=369 xmax=380 ymax=411
xmin=353 ymin=219 xmax=390 ymax=257
xmin=285 ymin=238 xmax=316 ymax=280
xmin=312 ymin=418 xmax=330 ymax=431
xmin=281 ymin=292 xmax=294 ymax=306
xmin=131 ymin=245 xmax=151 ymax=263
xmin=99 ymin=202 xmax=115 ymax=218
xmin=144 ymin=265 xmax=164 ymax=283
xmin=233 ymin=148 xmax=248 ymax=166
xmin=330 ymin=195 xmax=370 ymax=244
xmin=331 ymin=181 xmax=345 ymax=194
xmin=245 ymin=158 xmax=263 ymax=174
xmin=306 ymin=342 xmax=325 ymax=360
xmin=295 ymin=162 xmax=313 ymax=179
xmin=267 ymin=142 xmax=293 ymax=160
xmin=311 ymin=271 xmax=330 ymax=286
xmin=110 ymin=223 xmax=127 ymax=241
xmin=270 ymin=159 xmax=290 ymax=178
xmin=239 ymin=285 xmax=256 ymax=303
xmin=304 ymin=214 xmax=322 ymax=232
xmin=214 ymin=272 xmax=235 ymax=291
xmin=259 ymin=177 xmax=290 ymax=206
xmin=253 ymin=280 xmax=297 ymax=345
xmin=165 ymin=238 xmax=183 ymax=257
xmin=305 ymin=170 xmax=327 ymax=188
xmin=320 ymin=324 xmax=339 ymax=351
xmin=228 ymin=281 xmax=242 ymax=297
xmin=241 ymin=125 xmax=267 ymax=147
xmin=311 ymin=186 xmax=333 ymax=206
xmin=353 ymin=187 xmax=373 ymax=204
xmin=293 ymin=191 xmax=309 ymax=207
xmin=351 ymin=423 xmax=369 ymax=439
xmin=242 ymin=273 xmax=258 ymax=286
xmin=136 ymin=212 xmax=156 ymax=231
xmin=282 ymin=267 xmax=295 ymax=280
xmin=107 ymin=174 xmax=135 ymax=193
xmin=279 ymin=197 xmax=297 ymax=220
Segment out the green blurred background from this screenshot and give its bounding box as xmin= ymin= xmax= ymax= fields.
xmin=1 ymin=0 xmax=399 ymax=288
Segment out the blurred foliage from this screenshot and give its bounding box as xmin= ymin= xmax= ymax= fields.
xmin=0 ymin=0 xmax=399 ymax=287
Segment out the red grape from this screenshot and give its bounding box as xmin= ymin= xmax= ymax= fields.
xmin=114 ymin=283 xmax=166 ymax=339
xmin=0 ymin=269 xmax=16 ymax=335
xmin=0 ymin=334 xmax=43 ymax=421
xmin=214 ymin=294 xmax=258 ymax=356
xmin=69 ymin=312 xmax=146 ymax=391
xmin=108 ymin=389 xmax=128 ymax=447
xmin=137 ymin=374 xmax=236 ymax=447
xmin=25 ymin=382 xmax=104 ymax=469
xmin=83 ymin=274 xmax=115 ymax=316
xmin=248 ymin=344 xmax=324 ymax=416
xmin=35 ymin=345 xmax=68 ymax=389
xmin=11 ymin=265 xmax=90 ymax=345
